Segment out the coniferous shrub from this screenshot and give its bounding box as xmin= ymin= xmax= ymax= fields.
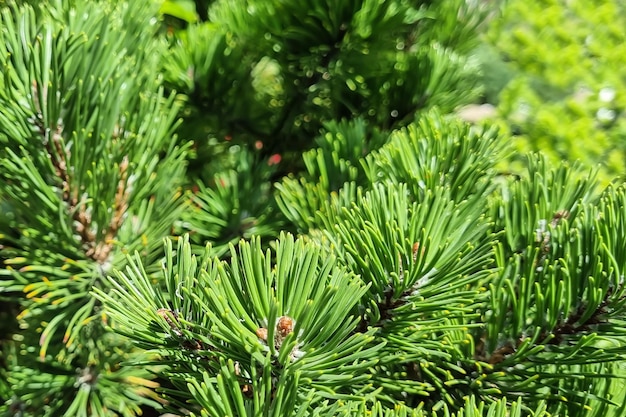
xmin=1 ymin=1 xmax=625 ymax=416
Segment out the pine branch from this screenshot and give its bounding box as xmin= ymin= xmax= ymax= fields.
xmin=32 ymin=96 xmax=132 ymax=263
xmin=95 ymin=233 xmax=383 ymax=414
xmin=0 ymin=2 xmax=188 ymax=415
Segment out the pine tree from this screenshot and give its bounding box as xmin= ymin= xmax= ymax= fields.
xmin=2 ymin=1 xmax=625 ymax=416
xmin=0 ymin=1 xmax=188 ymax=414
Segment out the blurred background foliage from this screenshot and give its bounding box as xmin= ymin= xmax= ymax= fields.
xmin=477 ymin=0 xmax=626 ymax=183
xmin=159 ymin=0 xmax=626 ymax=184
xmin=159 ymin=0 xmax=488 ymax=177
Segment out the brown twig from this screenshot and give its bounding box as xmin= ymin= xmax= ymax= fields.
xmin=32 ymin=81 xmax=129 ymax=264
xmin=89 ymin=156 xmax=130 ymax=263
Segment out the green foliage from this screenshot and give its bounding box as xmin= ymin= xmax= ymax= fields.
xmin=0 ymin=0 xmax=187 ymax=414
xmin=180 ymin=149 xmax=285 ymax=257
xmin=160 ymin=0 xmax=199 ymax=23
xmin=94 ymin=110 xmax=626 ymax=416
xmin=162 ymin=0 xmax=488 ymax=172
xmin=490 ymin=155 xmax=598 ymax=253
xmin=276 ymin=110 xmax=504 ymax=232
xmin=95 ymin=136 xmax=626 ymax=416
xmin=483 ymin=158 xmax=626 ymax=410
xmin=2 ymin=0 xmax=626 ymax=416
xmin=95 ymin=233 xmax=382 ymax=416
xmin=362 ymin=113 xmax=504 ymax=203
xmin=482 ymin=0 xmax=626 ymax=182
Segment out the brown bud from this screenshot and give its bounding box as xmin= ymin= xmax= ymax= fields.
xmin=276 ymin=316 xmax=294 ymax=338
xmin=412 ymin=242 xmax=425 ymax=262
xmin=256 ymin=327 xmax=268 ymax=341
